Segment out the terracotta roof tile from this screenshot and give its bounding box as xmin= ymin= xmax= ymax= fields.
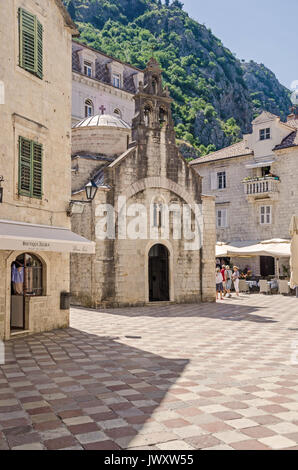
xmin=190 ymin=140 xmax=253 ymax=165
xmin=274 ymin=130 xmax=298 ymax=150
xmin=284 ymin=118 xmax=298 ymax=129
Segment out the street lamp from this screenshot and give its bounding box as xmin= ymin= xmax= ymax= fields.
xmin=85 ymin=180 xmax=98 ymax=201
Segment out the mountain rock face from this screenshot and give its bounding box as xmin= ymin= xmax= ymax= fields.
xmin=64 ymin=0 xmax=291 ymax=157
xmin=241 ymin=61 xmax=291 ymax=122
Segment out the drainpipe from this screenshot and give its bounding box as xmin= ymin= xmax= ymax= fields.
xmin=200 ymin=246 xmax=203 ymax=302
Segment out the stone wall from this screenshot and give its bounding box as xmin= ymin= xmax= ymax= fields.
xmin=0 ymin=0 xmax=75 ymax=339
xmin=0 ymin=251 xmax=70 ymax=340
xmin=72 ymin=126 xmax=130 ymax=157
xmin=0 ymin=0 xmax=73 ymax=227
xmin=201 ymin=195 xmax=216 ymax=302
xmin=72 ymin=156 xmax=111 ymax=193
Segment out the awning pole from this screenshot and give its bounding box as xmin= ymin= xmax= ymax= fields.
xmin=276 ymin=257 xmax=279 ymax=279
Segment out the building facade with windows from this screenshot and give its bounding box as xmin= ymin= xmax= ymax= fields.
xmin=70 ymin=58 xmax=216 ymax=307
xmin=190 ymin=110 xmax=298 ymax=277
xmin=0 ymin=0 xmax=94 ymax=340
xmin=71 ymin=41 xmax=144 ymax=125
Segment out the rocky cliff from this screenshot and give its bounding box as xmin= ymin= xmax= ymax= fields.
xmin=64 ymin=0 xmax=291 ymax=157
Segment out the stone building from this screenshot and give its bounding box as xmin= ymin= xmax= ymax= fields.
xmin=0 ymin=0 xmax=94 ymax=340
xmin=70 ymin=58 xmax=215 ymax=307
xmin=72 ymin=41 xmax=143 ymax=126
xmin=190 ymin=110 xmax=298 ymax=277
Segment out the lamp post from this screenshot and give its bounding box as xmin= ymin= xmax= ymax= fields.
xmin=85 ymin=180 xmax=98 ymax=201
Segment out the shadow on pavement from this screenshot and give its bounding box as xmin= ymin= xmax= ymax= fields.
xmin=73 ymin=302 xmax=277 ymax=324
xmin=1 ymin=330 xmax=189 ymax=450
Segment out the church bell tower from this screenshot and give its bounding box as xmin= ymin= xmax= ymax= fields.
xmin=132 ymin=58 xmax=176 ymax=144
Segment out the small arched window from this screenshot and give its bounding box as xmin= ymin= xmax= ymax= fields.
xmin=85 ymin=99 xmax=93 ymax=118
xmin=152 ymin=77 xmax=158 ymax=95
xmin=144 ymin=105 xmax=152 ymax=127
xmin=113 ymin=108 xmax=122 ymax=118
xmin=152 ymin=196 xmax=166 ymax=228
xmin=153 ymin=203 xmax=162 ymax=228
xmin=159 ymin=107 xmax=167 ymax=125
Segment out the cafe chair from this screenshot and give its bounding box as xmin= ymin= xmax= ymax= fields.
xmin=259 ymin=279 xmax=271 ymax=294
xmin=278 ymin=280 xmax=290 ymax=296
xmin=239 ymin=279 xmax=250 ymax=293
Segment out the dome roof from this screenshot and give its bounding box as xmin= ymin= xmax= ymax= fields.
xmin=72 ymin=114 xmax=131 ymax=129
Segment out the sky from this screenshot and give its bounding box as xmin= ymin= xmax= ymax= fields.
xmin=182 ymin=0 xmax=298 ymax=90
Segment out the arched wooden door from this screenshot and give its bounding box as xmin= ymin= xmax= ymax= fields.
xmin=149 ymin=244 xmax=169 ymax=302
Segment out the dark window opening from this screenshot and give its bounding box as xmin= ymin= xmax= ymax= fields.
xmin=262 ymin=166 xmax=271 ymax=176
xmin=260 ymin=128 xmax=271 ymax=140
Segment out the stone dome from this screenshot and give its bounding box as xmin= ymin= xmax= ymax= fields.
xmin=72 ymin=114 xmax=131 ymax=129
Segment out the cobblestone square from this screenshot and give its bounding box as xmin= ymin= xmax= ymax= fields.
xmin=1 ymin=294 xmax=298 ymax=450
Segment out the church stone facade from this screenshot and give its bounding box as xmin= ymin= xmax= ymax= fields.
xmin=70 ymin=58 xmax=215 ymax=307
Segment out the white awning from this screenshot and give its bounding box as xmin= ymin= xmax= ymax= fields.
xmin=245 ymin=160 xmax=274 ymax=169
xmin=0 ymin=219 xmax=95 ymax=254
xmin=216 ymin=239 xmax=290 ymax=258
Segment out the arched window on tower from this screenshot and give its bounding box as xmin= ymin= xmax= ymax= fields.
xmin=144 ymin=104 xmax=152 ymax=127
xmin=159 ymin=107 xmax=167 ymax=126
xmin=152 ymin=196 xmax=166 ymax=228
xmin=84 ymin=99 xmax=94 ymax=118
xmin=152 ymin=76 xmax=158 ymax=95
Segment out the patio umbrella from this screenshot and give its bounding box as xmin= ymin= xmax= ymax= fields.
xmin=225 ymin=239 xmax=291 ymax=258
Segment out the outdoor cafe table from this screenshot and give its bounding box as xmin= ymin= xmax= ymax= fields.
xmin=245 ymin=280 xmax=259 ymax=288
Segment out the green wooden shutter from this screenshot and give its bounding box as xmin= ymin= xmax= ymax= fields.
xmin=19 ymin=8 xmax=43 ymax=78
xmin=19 ymin=8 xmax=35 ymax=73
xmin=19 ymin=137 xmax=32 ymax=196
xmin=36 ymin=19 xmax=43 ymax=78
xmin=32 ymin=142 xmax=43 ymax=198
xmin=19 ymin=137 xmax=43 ymax=198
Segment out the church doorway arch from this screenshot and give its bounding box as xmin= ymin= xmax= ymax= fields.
xmin=148 ymin=244 xmax=169 ymax=302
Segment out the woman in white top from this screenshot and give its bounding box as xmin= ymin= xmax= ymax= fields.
xmin=215 ymin=267 xmax=224 ymax=300
xmin=232 ymin=266 xmax=240 ymax=296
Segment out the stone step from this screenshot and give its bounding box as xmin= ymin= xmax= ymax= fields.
xmin=145 ymin=301 xmax=175 ymax=306
xmin=9 ymin=330 xmax=32 ymax=340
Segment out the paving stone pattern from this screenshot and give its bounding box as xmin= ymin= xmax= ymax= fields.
xmin=1 ymin=294 xmax=298 ymax=450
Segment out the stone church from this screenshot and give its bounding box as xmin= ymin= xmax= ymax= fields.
xmin=70 ymin=58 xmax=215 ymax=307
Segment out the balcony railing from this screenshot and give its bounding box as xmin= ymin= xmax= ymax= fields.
xmin=243 ymin=176 xmax=280 ymax=196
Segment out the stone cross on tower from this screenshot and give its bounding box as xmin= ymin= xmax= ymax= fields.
xmin=99 ymin=105 xmax=106 ymax=115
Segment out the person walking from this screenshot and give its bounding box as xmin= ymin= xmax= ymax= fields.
xmin=232 ymin=266 xmax=240 ymax=296
xmin=225 ymin=265 xmax=232 ymax=298
xmin=216 ymin=267 xmax=224 ymax=300
xmin=220 ymin=264 xmax=226 ymax=296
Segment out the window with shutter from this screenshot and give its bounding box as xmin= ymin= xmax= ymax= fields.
xmin=19 ymin=8 xmax=43 ymax=79
xmin=260 ymin=205 xmax=272 ymax=225
xmin=32 ymin=143 xmax=43 ymax=198
xmin=18 ymin=137 xmax=43 ymax=199
xmin=217 ymin=171 xmax=226 ymax=189
xmin=210 ymin=172 xmax=217 ymax=190
xmin=19 ymin=137 xmax=31 ymax=196
xmin=216 ymin=208 xmax=228 ymax=228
